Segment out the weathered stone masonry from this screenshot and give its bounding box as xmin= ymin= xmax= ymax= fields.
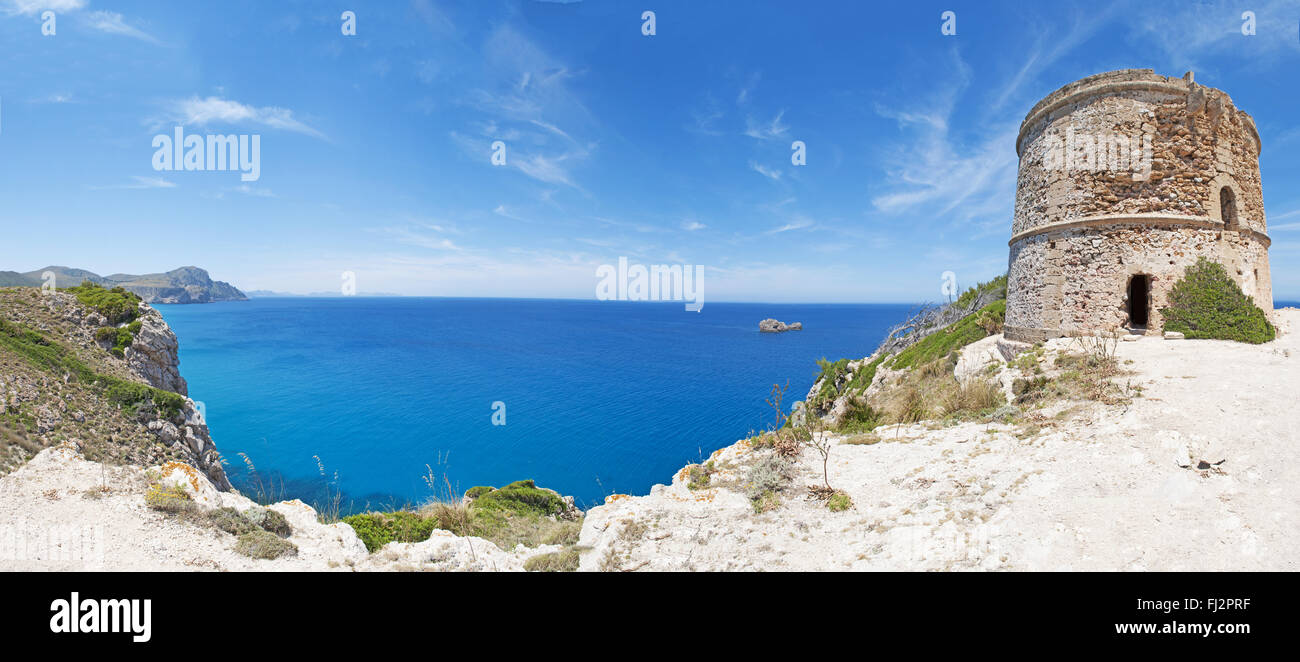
xmin=1005 ymin=69 xmax=1272 ymax=343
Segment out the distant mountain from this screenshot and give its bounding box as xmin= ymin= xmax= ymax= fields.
xmin=0 ymin=271 xmax=40 ymax=287
xmin=246 ymin=289 xmax=303 ymax=298
xmin=247 ymin=289 xmax=405 ymax=298
xmin=15 ymin=266 xmax=248 ymax=304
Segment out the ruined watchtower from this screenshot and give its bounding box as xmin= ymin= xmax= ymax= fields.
xmin=1005 ymin=69 xmax=1272 ymax=342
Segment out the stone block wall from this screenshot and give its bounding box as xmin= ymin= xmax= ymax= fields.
xmin=1005 ymin=70 xmax=1273 ymax=342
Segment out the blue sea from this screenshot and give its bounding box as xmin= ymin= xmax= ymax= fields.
xmin=155 ymin=298 xmax=912 ymax=510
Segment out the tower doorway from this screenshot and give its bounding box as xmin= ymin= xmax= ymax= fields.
xmin=1127 ymin=275 xmax=1150 ymax=328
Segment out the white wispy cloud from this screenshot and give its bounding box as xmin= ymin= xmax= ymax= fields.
xmin=1128 ymin=0 xmax=1300 ymax=69
xmin=90 ymin=175 xmax=176 ymax=190
xmin=688 ymin=94 xmax=725 ymax=136
xmin=386 ymin=224 xmax=463 ymax=252
xmin=869 ymin=49 xmax=1017 ymax=239
xmin=455 ymin=25 xmax=596 ymax=190
xmin=3 ymin=0 xmax=85 ymax=16
xmin=765 ymin=217 xmax=813 ymax=234
xmin=1269 ymin=208 xmax=1300 ymax=223
xmin=164 ymin=96 xmax=325 ymax=138
xmin=749 ymin=161 xmax=782 ymax=180
xmin=744 ymin=109 xmax=789 ymax=140
xmin=83 ymin=10 xmax=156 ymax=42
xmin=681 ymin=220 xmax=706 ymax=231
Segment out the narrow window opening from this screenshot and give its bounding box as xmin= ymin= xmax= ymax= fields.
xmin=1220 ymin=186 xmax=1238 ymax=231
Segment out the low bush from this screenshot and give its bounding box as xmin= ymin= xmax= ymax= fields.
xmin=341 ymin=511 xmax=440 ymax=552
xmin=243 ymin=507 xmax=292 ymax=537
xmin=207 ymin=507 xmax=259 ymax=536
xmin=235 ymin=530 xmax=298 ymax=560
xmin=66 ymin=281 xmax=141 ymax=325
xmin=144 ymin=483 xmax=193 ymax=514
xmin=827 ymin=491 xmax=853 ymax=512
xmin=686 ymin=462 xmax=714 ymax=490
xmin=1160 ymin=258 xmax=1275 ymax=343
xmin=745 ymin=455 xmax=793 ymax=503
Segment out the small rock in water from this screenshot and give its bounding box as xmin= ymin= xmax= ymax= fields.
xmin=759 ymin=318 xmax=802 ymax=333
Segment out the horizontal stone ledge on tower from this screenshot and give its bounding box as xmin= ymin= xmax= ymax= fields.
xmin=1008 ymin=212 xmax=1271 ymax=248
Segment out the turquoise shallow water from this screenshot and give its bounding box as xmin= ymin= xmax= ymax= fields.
xmin=153 ymin=297 xmax=920 ymax=509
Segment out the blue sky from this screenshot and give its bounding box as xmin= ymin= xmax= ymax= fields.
xmin=1 ymin=0 xmax=1298 ymax=302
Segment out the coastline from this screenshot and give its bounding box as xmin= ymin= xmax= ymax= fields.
xmin=3 ymin=292 xmax=1297 ymax=570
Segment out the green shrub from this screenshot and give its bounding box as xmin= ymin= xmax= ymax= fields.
xmin=105 ymin=380 xmax=185 ymax=418
xmin=65 ymin=281 xmax=141 ymax=325
xmin=524 ymin=548 xmax=581 ymax=572
xmin=235 ymin=530 xmax=298 ymax=560
xmin=342 ymin=511 xmax=440 ymax=552
xmin=686 ymin=462 xmax=713 ymax=490
xmin=471 ymin=479 xmax=566 ymax=517
xmin=837 ymin=398 xmax=882 ymax=433
xmin=464 ymin=485 xmax=494 ymax=500
xmin=953 ymin=274 xmax=1007 ymax=310
xmin=812 ymin=358 xmax=851 ymax=405
xmin=95 ymin=326 xmax=134 ymax=357
xmin=827 ymin=491 xmax=853 ymax=512
xmin=1160 ymin=258 xmax=1275 ymax=344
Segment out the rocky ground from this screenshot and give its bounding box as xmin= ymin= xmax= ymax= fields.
xmin=0 ymin=445 xmax=558 ymax=571
xmin=576 ymin=309 xmax=1299 ymax=571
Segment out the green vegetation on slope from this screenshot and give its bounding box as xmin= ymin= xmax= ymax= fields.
xmin=64 ymin=281 xmax=142 ymax=325
xmin=94 ymin=320 xmax=143 ymax=358
xmin=888 ymin=299 xmax=1006 ymax=370
xmin=1161 ymin=258 xmax=1275 ymax=344
xmin=0 ymin=317 xmax=183 ymax=418
xmin=342 ymin=479 xmax=579 ymax=554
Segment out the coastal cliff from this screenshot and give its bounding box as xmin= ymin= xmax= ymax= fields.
xmin=0 ymin=286 xmax=227 ymax=489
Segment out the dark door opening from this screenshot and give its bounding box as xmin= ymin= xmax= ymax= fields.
xmin=1127 ymin=275 xmax=1150 ymax=327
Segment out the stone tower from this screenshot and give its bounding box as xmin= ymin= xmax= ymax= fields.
xmin=1005 ymin=69 xmax=1272 ymax=342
